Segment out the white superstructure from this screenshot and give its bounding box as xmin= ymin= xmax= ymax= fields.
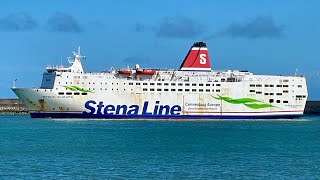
xmin=12 ymin=42 xmax=308 ymax=119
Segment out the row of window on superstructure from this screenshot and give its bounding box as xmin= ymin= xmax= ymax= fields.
xmin=129 ymin=82 xmax=221 ymax=87
xmin=249 ymin=90 xmax=289 ymax=95
xmin=58 ymin=81 xmax=222 ymax=87
xmin=250 ymin=84 xmax=303 ymax=88
xmin=58 ymin=92 xmax=87 ymax=95
xmin=142 ymin=88 xmax=221 ymax=92
xmin=269 ymin=99 xmax=288 ymax=103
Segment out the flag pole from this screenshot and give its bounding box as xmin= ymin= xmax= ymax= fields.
xmin=13 ymin=79 xmax=17 ymax=88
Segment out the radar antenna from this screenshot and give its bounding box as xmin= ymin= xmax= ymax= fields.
xmin=69 ymin=46 xmax=86 ymax=65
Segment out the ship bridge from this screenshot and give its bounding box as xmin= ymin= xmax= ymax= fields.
xmin=41 ymin=47 xmax=85 ymax=89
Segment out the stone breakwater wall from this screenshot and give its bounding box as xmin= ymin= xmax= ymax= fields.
xmin=0 ymin=107 xmax=28 ymax=114
xmin=304 ymin=101 xmax=320 ymax=115
xmin=0 ymin=99 xmax=28 ymax=114
xmin=0 ymin=99 xmax=320 ymax=115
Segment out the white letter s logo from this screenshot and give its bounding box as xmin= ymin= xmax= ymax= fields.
xmin=200 ymin=54 xmax=206 ymax=64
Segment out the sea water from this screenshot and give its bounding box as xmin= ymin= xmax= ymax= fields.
xmin=0 ymin=115 xmax=320 ymax=179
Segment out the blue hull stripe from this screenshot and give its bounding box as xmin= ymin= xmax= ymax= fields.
xmin=30 ymin=113 xmax=302 ymax=119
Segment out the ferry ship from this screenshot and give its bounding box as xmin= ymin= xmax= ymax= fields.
xmin=12 ymin=42 xmax=308 ymax=119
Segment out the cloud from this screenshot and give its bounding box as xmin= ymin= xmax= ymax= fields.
xmin=122 ymin=56 xmax=150 ymax=64
xmin=134 ymin=22 xmax=148 ymax=32
xmin=46 ymin=12 xmax=82 ymax=33
xmin=206 ymin=16 xmax=283 ymax=39
xmin=135 ymin=16 xmax=204 ymax=39
xmin=0 ymin=12 xmax=37 ymax=31
xmin=156 ymin=16 xmax=204 ymax=38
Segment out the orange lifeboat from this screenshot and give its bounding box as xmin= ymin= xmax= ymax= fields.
xmin=136 ymin=69 xmax=156 ymax=75
xmin=118 ymin=69 xmax=132 ymax=75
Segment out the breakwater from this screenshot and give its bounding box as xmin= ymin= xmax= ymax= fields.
xmin=1 ymin=99 xmax=320 ymax=115
xmin=0 ymin=99 xmax=28 ymax=114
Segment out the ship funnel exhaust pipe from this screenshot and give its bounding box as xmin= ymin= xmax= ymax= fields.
xmin=179 ymin=42 xmax=211 ymax=71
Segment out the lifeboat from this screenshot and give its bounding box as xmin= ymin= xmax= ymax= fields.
xmin=136 ymin=69 xmax=156 ymax=75
xmin=118 ymin=69 xmax=132 ymax=75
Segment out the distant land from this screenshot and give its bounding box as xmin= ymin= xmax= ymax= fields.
xmin=1 ymin=99 xmax=319 ymax=115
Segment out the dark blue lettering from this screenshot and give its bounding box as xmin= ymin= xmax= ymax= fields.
xmin=104 ymin=105 xmax=115 ymax=115
xmin=159 ymin=105 xmax=170 ymax=115
xmin=127 ymin=105 xmax=139 ymax=115
xmin=142 ymin=101 xmax=152 ymax=115
xmin=83 ymin=100 xmax=96 ymax=114
xmin=97 ymin=102 xmax=104 ymax=115
xmin=170 ymin=105 xmax=182 ymax=115
xmin=116 ymin=105 xmax=127 ymax=114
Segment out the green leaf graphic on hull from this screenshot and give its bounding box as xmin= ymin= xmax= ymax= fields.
xmin=212 ymin=95 xmax=275 ymax=109
xmin=63 ymin=86 xmax=93 ymax=93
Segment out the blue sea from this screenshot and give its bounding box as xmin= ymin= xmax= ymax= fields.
xmin=1 ymin=115 xmax=320 ymax=179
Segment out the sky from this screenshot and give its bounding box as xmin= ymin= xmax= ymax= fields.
xmin=0 ymin=0 xmax=319 ymax=99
